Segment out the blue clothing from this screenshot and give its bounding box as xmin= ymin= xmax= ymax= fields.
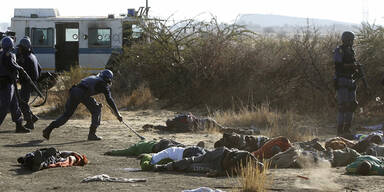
xmin=334 ymin=45 xmax=357 ymax=128
xmin=48 ymin=75 xmax=118 ymax=129
xmin=17 ymin=52 xmax=41 ymax=122
xmin=0 ymin=83 xmax=23 ymax=125
xmin=17 ymin=52 xmax=41 ymax=82
xmin=0 ymin=51 xmax=23 ymax=126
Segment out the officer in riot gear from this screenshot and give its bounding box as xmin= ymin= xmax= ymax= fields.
xmin=43 ymin=69 xmax=123 ymax=140
xmin=333 ymin=31 xmax=358 ymax=139
xmin=16 ymin=36 xmax=41 ymax=130
xmin=0 ymin=37 xmax=31 ymax=133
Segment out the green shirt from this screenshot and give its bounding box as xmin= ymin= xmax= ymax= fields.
xmin=346 ymin=155 xmax=384 ymax=175
xmin=106 ymin=140 xmax=157 ymax=156
xmin=140 ymin=154 xmax=174 ymax=171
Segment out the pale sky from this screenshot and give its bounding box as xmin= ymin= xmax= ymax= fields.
xmin=1 ymin=0 xmax=384 ymax=25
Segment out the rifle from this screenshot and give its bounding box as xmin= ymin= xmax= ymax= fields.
xmin=17 ymin=68 xmax=47 ymax=107
xmin=353 ymin=62 xmax=369 ymax=89
xmin=18 ymin=68 xmax=44 ymax=98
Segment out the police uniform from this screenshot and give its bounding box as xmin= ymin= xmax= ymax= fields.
xmin=334 ymin=44 xmax=357 ymax=137
xmin=44 ymin=73 xmax=120 ymax=140
xmin=17 ymin=48 xmax=41 ymax=128
xmin=0 ymin=37 xmax=30 ymax=133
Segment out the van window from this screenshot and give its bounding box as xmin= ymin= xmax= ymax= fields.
xmin=89 ymin=28 xmax=111 ymax=48
xmin=65 ymin=28 xmax=79 ymax=42
xmin=132 ymin=25 xmax=142 ymax=39
xmin=31 ymin=28 xmax=54 ymax=47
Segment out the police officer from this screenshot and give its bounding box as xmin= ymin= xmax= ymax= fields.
xmin=17 ymin=36 xmax=41 ymax=130
xmin=334 ymin=31 xmax=358 ymax=139
xmin=0 ymin=37 xmax=31 ymax=133
xmin=43 ymin=69 xmax=123 ymax=140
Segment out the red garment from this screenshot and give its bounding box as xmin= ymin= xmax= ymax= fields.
xmin=47 ymin=153 xmax=88 ymax=168
xmin=252 ymin=136 xmax=292 ymax=160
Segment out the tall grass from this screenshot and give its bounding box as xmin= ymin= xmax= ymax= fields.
xmin=212 ymin=103 xmax=316 ymax=142
xmin=234 ymin=160 xmax=271 ymax=192
xmin=117 ymin=83 xmax=155 ymax=109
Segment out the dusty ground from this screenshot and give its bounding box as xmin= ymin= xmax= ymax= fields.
xmin=0 ymin=108 xmax=383 ymax=192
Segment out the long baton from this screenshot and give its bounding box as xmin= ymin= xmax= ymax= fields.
xmin=121 ymin=120 xmax=146 ymax=140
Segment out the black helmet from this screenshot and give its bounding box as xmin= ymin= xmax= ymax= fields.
xmin=341 ymin=31 xmax=355 ymax=44
xmin=98 ymin=69 xmax=113 ymax=83
xmin=1 ymin=36 xmax=15 ymax=52
xmin=18 ymin=36 xmax=32 ymax=51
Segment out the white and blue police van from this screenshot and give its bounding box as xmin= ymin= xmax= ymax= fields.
xmin=10 ymin=8 xmax=145 ymax=73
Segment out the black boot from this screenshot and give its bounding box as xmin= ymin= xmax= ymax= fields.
xmin=15 ymin=121 xmax=31 ymax=133
xmin=25 ymin=114 xmax=38 ymax=130
xmin=88 ymin=126 xmax=102 ymax=141
xmin=42 ymin=125 xmax=54 ymax=140
xmin=25 ymin=121 xmax=34 ymax=130
xmin=31 ymin=114 xmax=39 ymax=123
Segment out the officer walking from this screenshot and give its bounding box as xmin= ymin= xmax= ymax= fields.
xmin=16 ymin=36 xmax=41 ymax=130
xmin=43 ymin=69 xmax=123 ymax=140
xmin=334 ymin=31 xmax=358 ymax=139
xmin=0 ymin=37 xmax=31 ymax=133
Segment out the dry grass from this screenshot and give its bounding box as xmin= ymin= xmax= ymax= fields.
xmin=233 ymin=159 xmax=271 ymax=192
xmin=117 ymin=83 xmax=155 ymax=109
xmin=211 ymin=103 xmax=316 ymax=142
xmin=266 ymin=111 xmax=316 ymax=142
xmin=212 ymin=102 xmax=276 ymax=128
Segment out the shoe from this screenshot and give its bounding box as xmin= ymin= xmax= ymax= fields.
xmin=88 ymin=126 xmax=102 ymax=140
xmin=15 ymin=122 xmax=31 ymax=133
xmin=42 ymin=125 xmax=54 ymax=140
xmin=24 ymin=121 xmax=34 ymax=130
xmin=88 ymin=134 xmax=102 ymax=141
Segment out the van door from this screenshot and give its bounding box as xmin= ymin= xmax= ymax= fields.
xmin=55 ymin=23 xmax=79 ymax=72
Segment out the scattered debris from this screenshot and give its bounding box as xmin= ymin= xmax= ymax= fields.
xmin=81 ymin=174 xmax=146 ymax=183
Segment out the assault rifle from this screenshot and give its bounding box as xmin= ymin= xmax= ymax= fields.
xmin=353 ymin=62 xmax=369 ymax=89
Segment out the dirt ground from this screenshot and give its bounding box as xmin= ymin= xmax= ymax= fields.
xmin=0 ymin=108 xmax=383 ymax=192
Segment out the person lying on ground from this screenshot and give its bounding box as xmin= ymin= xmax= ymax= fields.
xmin=346 ymin=155 xmax=384 ymax=175
xmin=365 ymin=143 xmax=384 ymax=157
xmin=269 ymin=145 xmax=360 ymax=168
xmin=325 ymin=135 xmax=382 ymax=154
xmin=293 ymin=138 xmax=326 ymax=152
xmin=17 ymin=147 xmax=88 ymax=171
xmin=252 ymin=136 xmax=292 ymax=160
xmin=355 ymin=131 xmax=383 ymax=142
xmin=214 ymin=132 xmax=269 ymax=152
xmin=104 ymin=139 xmax=191 ymax=156
xmin=153 ymin=146 xmax=264 ymax=177
xmin=143 ymin=112 xmax=259 ymax=135
xmin=352 ymin=134 xmax=382 ymax=153
xmin=139 ymin=146 xmax=206 ymax=171
xmin=325 ymin=137 xmax=356 ymax=150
